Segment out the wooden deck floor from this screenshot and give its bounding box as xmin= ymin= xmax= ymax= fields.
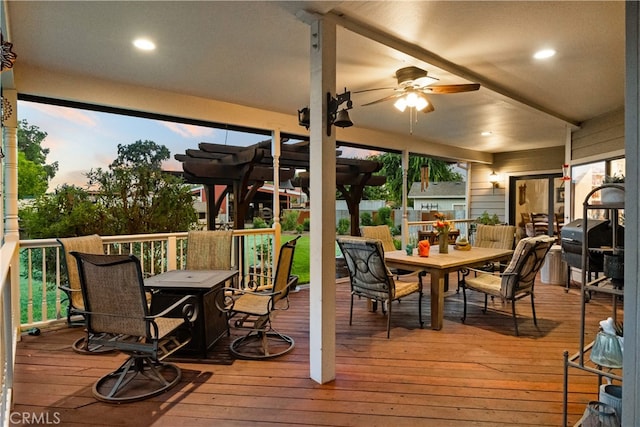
xmin=12 ymin=274 xmax=623 ymax=426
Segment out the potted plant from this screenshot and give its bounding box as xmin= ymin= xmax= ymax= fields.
xmin=601 ymin=174 xmax=625 ymax=204
xmin=476 ymin=211 xmax=501 ymax=225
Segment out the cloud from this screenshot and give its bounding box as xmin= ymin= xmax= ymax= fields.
xmin=27 ymin=102 xmax=98 ymax=127
xmin=161 ymin=122 xmax=215 ymax=138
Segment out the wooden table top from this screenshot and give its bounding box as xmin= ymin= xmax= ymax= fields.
xmin=384 ymin=246 xmax=513 ymax=270
xmin=144 ymin=269 xmax=238 ymax=291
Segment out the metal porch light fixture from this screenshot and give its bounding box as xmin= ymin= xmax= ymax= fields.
xmin=297 ymin=88 xmax=354 ymax=136
xmin=489 ymin=171 xmax=500 ymax=194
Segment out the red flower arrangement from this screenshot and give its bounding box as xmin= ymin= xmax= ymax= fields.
xmin=433 ymin=212 xmax=451 ymax=234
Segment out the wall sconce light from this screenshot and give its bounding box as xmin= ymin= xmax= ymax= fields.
xmin=297 ymin=107 xmax=310 ymax=129
xmin=489 ymin=171 xmax=499 ymax=194
xmin=297 ymin=88 xmax=353 ymax=135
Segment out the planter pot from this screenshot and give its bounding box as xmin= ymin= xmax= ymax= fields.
xmin=601 ymin=184 xmax=624 ymax=204
xmin=599 ymin=384 xmax=622 ymax=420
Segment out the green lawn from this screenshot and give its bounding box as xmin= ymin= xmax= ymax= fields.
xmin=282 ymin=234 xmax=310 ymax=284
xmin=20 ymin=277 xmax=63 ymax=324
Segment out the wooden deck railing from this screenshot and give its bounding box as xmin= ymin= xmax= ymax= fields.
xmin=1 ymin=239 xmax=19 ymax=427
xmin=16 ymin=229 xmax=278 ymax=328
xmin=404 ymin=219 xmax=476 ymax=246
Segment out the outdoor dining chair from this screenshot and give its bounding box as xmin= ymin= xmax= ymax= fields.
xmin=337 ymin=236 xmax=424 ymax=338
xmin=457 ymin=224 xmax=516 ymax=293
xmin=72 ymin=252 xmax=197 ymax=403
xmin=460 ymin=234 xmax=555 ymax=336
xmin=58 ymin=234 xmax=110 ymax=353
xmin=360 ymin=225 xmax=397 ymax=252
xmin=220 ymin=236 xmax=300 ymax=359
xmin=186 ymin=230 xmax=233 ymax=270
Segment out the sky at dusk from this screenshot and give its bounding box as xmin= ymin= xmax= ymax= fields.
xmin=18 ymin=100 xmax=375 ymax=192
xmin=18 ymin=100 xmax=269 ymax=191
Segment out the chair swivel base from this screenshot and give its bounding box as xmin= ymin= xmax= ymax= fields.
xmin=93 ymin=356 xmax=181 ymax=403
xmin=230 ymin=331 xmax=295 ymax=360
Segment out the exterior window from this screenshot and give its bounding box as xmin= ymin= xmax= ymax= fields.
xmin=571 ymin=158 xmax=625 ymax=220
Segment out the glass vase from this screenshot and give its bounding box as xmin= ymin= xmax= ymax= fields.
xmin=590 ymin=332 xmax=623 ymax=369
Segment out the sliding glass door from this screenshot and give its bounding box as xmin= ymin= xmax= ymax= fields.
xmin=509 ymin=174 xmax=564 ymax=238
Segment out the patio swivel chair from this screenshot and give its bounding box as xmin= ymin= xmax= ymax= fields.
xmin=72 ymin=252 xmax=197 ymax=403
xmin=58 ymin=234 xmax=110 ymax=353
xmin=460 ymin=234 xmax=555 ymax=336
xmin=185 ymin=230 xmax=235 ymax=306
xmin=220 ymin=237 xmax=300 ymax=359
xmin=186 ymin=230 xmax=233 ymax=270
xmin=337 ymin=236 xmax=424 ymax=339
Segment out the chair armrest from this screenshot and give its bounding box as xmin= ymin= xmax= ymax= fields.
xmin=217 ymin=287 xmax=281 ymax=313
xmin=59 ymin=285 xmax=79 ymax=293
xmin=148 ymin=294 xmax=198 ymax=324
xmin=465 ymin=267 xmax=499 ymax=276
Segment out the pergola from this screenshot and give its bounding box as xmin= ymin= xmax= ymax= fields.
xmin=175 ymin=139 xmax=386 ymax=235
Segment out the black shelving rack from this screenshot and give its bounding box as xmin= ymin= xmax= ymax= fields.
xmin=562 ymin=183 xmax=624 ymax=426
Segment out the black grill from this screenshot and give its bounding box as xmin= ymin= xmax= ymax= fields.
xmin=560 ymin=219 xmax=620 ymax=271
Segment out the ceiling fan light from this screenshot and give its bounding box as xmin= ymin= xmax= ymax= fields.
xmin=405 ymin=92 xmax=419 ymax=107
xmin=394 ymin=98 xmax=407 ymax=112
xmin=415 ymin=95 xmax=428 ymax=111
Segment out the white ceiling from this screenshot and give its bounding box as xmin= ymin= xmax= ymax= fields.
xmin=4 ymin=1 xmax=625 ymax=156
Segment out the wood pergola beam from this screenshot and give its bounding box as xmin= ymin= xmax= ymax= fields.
xmin=176 ymin=140 xmax=385 ymax=231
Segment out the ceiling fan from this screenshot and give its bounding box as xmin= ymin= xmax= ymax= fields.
xmin=356 ymin=66 xmax=480 ymax=114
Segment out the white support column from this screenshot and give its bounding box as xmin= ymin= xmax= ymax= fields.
xmin=271 ymin=129 xmax=282 ymax=258
xmin=2 ymin=89 xmax=19 ymax=243
xmin=623 ymin=2 xmax=639 ymax=424
xmin=308 ymin=16 xmax=336 ymax=384
xmin=401 ymin=150 xmax=409 ymax=248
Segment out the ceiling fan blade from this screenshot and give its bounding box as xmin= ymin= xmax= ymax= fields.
xmin=424 ymin=83 xmax=481 ymax=94
xmin=422 ymin=102 xmax=435 ymax=113
xmin=361 ymin=92 xmax=403 ymax=106
xmin=353 ymin=87 xmax=396 ymax=94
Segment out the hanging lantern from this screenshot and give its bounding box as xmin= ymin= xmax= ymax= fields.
xmin=420 ymin=164 xmax=429 ymax=192
xmin=561 ymin=163 xmax=571 ymax=181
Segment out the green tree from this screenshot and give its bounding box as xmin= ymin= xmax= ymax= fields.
xmin=20 ymin=185 xmax=107 ymax=238
xmin=20 ymin=140 xmax=198 ymax=238
xmin=17 ymin=152 xmax=49 ymax=198
xmin=17 ymin=119 xmax=59 ymax=181
xmin=362 ymin=183 xmax=390 ymax=201
xmin=17 ymin=120 xmax=59 ymax=198
xmin=369 ymin=153 xmax=463 ymax=205
xmin=86 ymin=140 xmax=197 ymax=235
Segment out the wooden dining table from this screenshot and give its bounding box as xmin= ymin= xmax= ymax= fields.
xmin=384 ymin=245 xmax=513 ymax=330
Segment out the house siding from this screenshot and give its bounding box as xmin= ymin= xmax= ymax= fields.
xmin=469 ymin=147 xmax=564 ymax=224
xmin=571 ymin=108 xmax=625 ymax=161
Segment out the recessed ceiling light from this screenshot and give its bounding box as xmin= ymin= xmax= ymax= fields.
xmin=133 ymin=38 xmax=156 ymax=51
xmin=533 ymin=49 xmax=556 ymax=60
xmin=481 ymin=131 xmax=492 ymax=137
